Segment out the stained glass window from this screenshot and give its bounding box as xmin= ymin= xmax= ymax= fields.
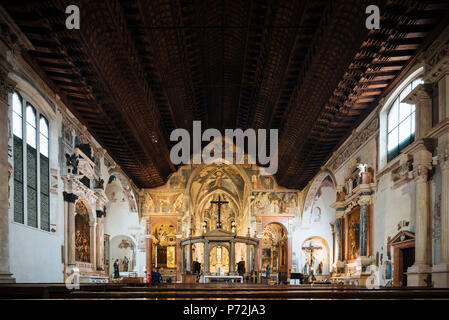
xmin=26 ymin=103 xmax=38 ymax=228
xmin=387 ymin=78 xmax=423 ymax=162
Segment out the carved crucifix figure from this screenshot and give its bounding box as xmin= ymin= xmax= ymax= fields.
xmin=302 ymin=241 xmax=322 ymax=277
xmin=211 ymin=195 xmax=228 ymax=229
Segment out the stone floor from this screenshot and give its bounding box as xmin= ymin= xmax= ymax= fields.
xmin=1 ymin=283 xmax=449 ymax=299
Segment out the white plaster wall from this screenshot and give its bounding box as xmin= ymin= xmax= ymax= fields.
xmin=8 ymin=108 xmax=64 ymax=283
xmin=292 ymin=186 xmax=335 ymax=274
xmin=373 ymin=175 xmax=415 ymax=270
xmin=104 ymin=180 xmax=145 ymax=276
xmin=9 ymin=223 xmax=64 ymax=282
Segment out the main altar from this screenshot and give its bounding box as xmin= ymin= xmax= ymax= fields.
xmin=180 ymin=196 xmax=260 ymax=279
xmin=181 ymin=228 xmax=259 ymax=277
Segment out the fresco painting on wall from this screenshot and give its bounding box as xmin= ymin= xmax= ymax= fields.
xmin=143 ymin=193 xmax=185 ymax=214
xmin=251 ymin=192 xmax=297 ymax=215
xmin=190 ymin=166 xmax=244 ymax=206
xmin=168 ymin=168 xmax=191 ymax=189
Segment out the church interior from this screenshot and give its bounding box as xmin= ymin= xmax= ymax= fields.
xmin=1 ymin=0 xmax=449 ymax=300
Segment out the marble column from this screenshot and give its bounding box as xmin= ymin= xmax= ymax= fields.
xmin=336 ymin=217 xmax=342 ymax=261
xmin=203 ymin=241 xmax=209 ymax=275
xmin=407 ymin=142 xmax=433 ymax=286
xmin=246 ymin=244 xmax=251 ymax=275
xmin=145 ymin=236 xmax=153 ymax=274
xmin=186 ymin=241 xmax=192 ymax=272
xmin=96 ymin=216 xmax=104 ymax=270
xmin=229 ymin=241 xmax=236 ymax=275
xmin=180 ymin=245 xmax=184 ymax=274
xmin=360 ymin=204 xmax=368 ymax=257
xmin=89 ymin=220 xmax=97 ymax=271
xmin=0 ymin=61 xmax=16 ymax=283
xmin=63 ymin=192 xmax=78 ymax=265
xmin=176 ymin=236 xmax=182 ymax=282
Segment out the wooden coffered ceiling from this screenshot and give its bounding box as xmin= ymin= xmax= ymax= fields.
xmin=2 ymin=0 xmax=449 ymax=189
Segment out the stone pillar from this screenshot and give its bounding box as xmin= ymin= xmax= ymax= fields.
xmin=186 ymin=241 xmax=192 ymax=272
xmin=404 ymin=84 xmax=433 ymax=139
xmin=433 ymin=145 xmax=449 ymax=287
xmin=89 ymin=220 xmax=97 ymax=271
xmin=96 ymin=216 xmax=104 ymax=270
xmin=407 ymin=142 xmax=433 ymax=286
xmin=145 ymin=236 xmax=153 ymax=274
xmin=176 ymin=235 xmax=182 ymax=282
xmin=287 ymin=236 xmax=292 ymax=280
xmin=203 ymin=241 xmax=209 ymax=275
xmin=180 ymin=245 xmax=184 ymax=274
xmin=229 ymin=241 xmax=236 ymax=275
xmin=63 ymin=192 xmax=78 ymax=265
xmin=0 ymin=60 xmax=16 ymax=283
xmin=257 ymin=238 xmax=262 ymax=282
xmin=426 ymin=39 xmax=449 ymax=287
xmin=246 ymin=243 xmax=251 ymax=275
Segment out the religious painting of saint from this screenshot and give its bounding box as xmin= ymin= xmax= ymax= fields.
xmin=75 ymin=211 xmax=90 ymax=263
xmin=347 ymin=209 xmax=360 ymax=261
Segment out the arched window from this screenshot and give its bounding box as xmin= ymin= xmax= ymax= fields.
xmin=387 ymin=78 xmax=423 ymax=162
xmin=11 ymin=91 xmax=50 ymax=231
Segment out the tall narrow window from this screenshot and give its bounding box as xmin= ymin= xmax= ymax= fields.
xmin=12 ymin=92 xmax=24 ymax=223
xmin=26 ymin=103 xmax=38 ymax=228
xmin=40 ymin=116 xmax=50 ymax=231
xmin=387 ymin=78 xmax=423 ymax=162
xmin=12 ymin=92 xmax=51 ymax=230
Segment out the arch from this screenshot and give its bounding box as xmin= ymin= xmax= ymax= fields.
xmin=262 ymin=222 xmax=288 ymax=273
xmin=107 ymin=168 xmax=138 ymax=213
xmin=110 ymin=234 xmax=137 ymax=274
xmin=303 ymin=169 xmax=337 ymax=214
xmin=379 ymin=65 xmax=424 ymax=169
xmin=74 ymin=198 xmax=95 ymax=222
xmin=9 ymin=71 xmax=57 ymax=121
xmin=301 ymin=236 xmax=330 ymax=275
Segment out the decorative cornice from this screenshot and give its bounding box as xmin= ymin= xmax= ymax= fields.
xmin=0 ymin=67 xmax=16 ymax=102
xmin=402 ymin=83 xmax=433 ymax=105
xmin=424 ymin=34 xmax=449 ymax=83
xmin=328 ymin=117 xmax=379 ymax=172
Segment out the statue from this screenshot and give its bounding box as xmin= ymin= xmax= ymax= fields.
xmin=302 ymin=241 xmax=322 ymax=282
xmin=65 ymin=153 xmax=79 ymax=174
xmin=113 ymin=259 xmax=120 ymax=279
xmin=122 ymin=256 xmax=129 ymax=272
xmin=317 ymin=261 xmax=323 ymax=275
xmin=95 ymin=178 xmax=104 ymax=189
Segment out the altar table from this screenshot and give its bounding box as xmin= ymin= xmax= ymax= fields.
xmin=202 ymin=275 xmax=243 ymax=283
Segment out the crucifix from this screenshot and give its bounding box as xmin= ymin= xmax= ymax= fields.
xmin=211 ymin=195 xmax=228 ymax=229
xmin=302 ymin=241 xmax=322 ymax=275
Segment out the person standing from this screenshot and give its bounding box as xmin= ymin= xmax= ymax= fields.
xmin=113 ymin=259 xmax=120 ymax=279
